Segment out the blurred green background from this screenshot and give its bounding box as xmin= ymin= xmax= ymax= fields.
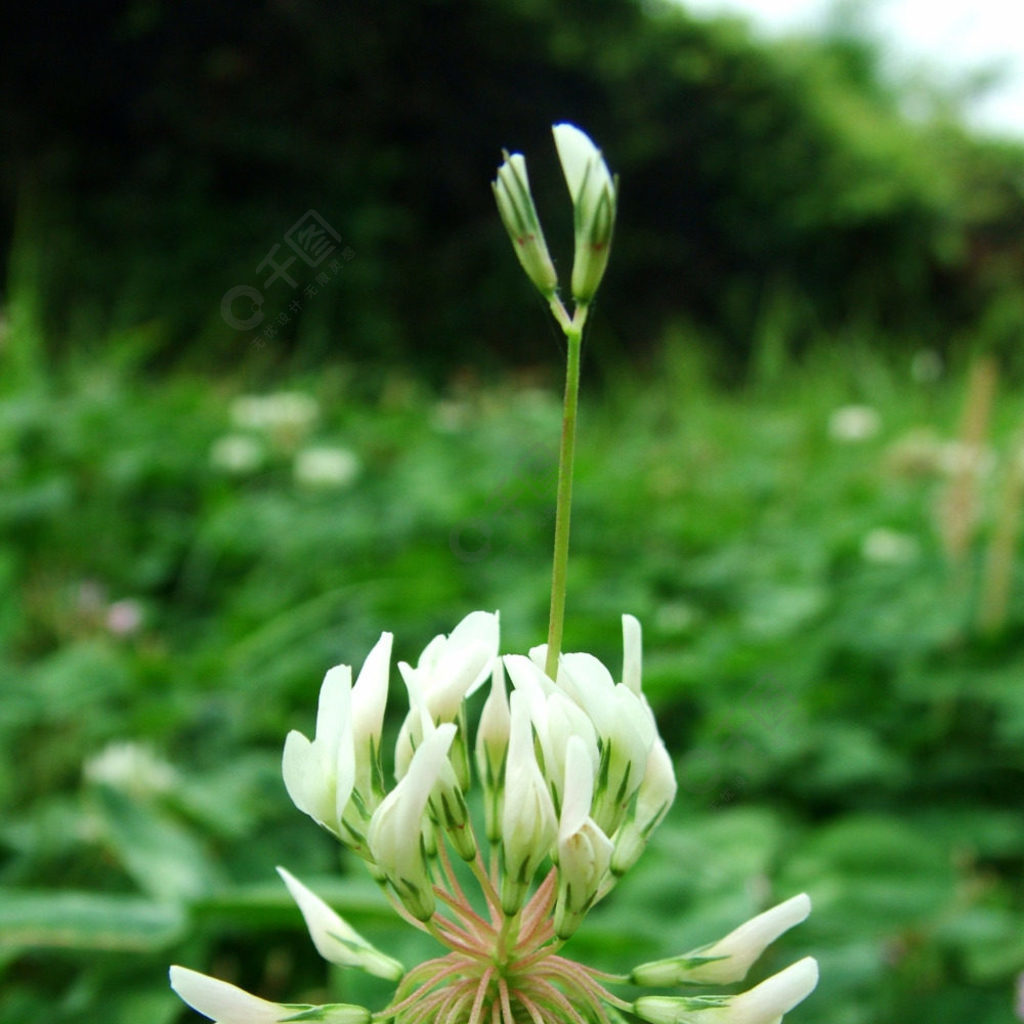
xmin=2 ymin=1 xmax=1024 ymax=1022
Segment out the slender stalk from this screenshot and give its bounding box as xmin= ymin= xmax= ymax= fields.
xmin=545 ymin=309 xmax=587 ymax=677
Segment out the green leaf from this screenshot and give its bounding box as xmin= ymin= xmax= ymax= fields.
xmin=92 ymin=784 xmax=222 ymax=902
xmin=0 ymin=889 xmax=186 ymax=952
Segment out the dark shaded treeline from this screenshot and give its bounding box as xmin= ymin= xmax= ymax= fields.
xmin=2 ymin=0 xmax=1024 ymax=379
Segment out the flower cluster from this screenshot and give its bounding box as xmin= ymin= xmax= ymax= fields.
xmin=171 ymin=612 xmax=817 ymax=1024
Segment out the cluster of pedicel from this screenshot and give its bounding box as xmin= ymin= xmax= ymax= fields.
xmin=171 ymin=612 xmax=817 ymax=1024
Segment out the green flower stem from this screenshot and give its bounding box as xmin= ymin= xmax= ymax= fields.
xmin=549 ymin=296 xmax=572 ymax=333
xmin=545 ymin=307 xmax=587 ymax=679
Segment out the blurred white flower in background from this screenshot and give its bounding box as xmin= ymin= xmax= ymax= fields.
xmin=828 ymin=405 xmax=881 ymax=443
xmin=84 ymin=740 xmax=178 ymax=797
xmin=229 ymin=391 xmax=319 ymax=448
xmin=938 ymin=441 xmax=996 ymax=478
xmin=293 ymin=446 xmax=361 ymax=489
xmin=910 ymin=349 xmax=943 ymax=384
xmin=430 ymin=399 xmax=471 ymax=434
xmin=885 ymin=429 xmax=945 ymax=478
xmin=209 ymin=434 xmax=265 ymax=475
xmin=861 ymin=527 xmax=920 ymax=566
xmin=654 ymin=600 xmax=700 ymax=636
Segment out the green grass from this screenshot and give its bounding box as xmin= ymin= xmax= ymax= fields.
xmin=2 ymin=339 xmax=1023 ymax=1024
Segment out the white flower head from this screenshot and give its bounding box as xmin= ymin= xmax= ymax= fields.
xmin=552 ymin=123 xmax=617 ymax=305
xmin=632 ymin=894 xmax=812 ymax=986
xmin=294 ymin=445 xmax=361 ymax=490
xmin=230 ymin=391 xmax=319 ymax=438
xmin=828 ymin=404 xmax=880 ymax=443
xmin=209 ymin=434 xmax=264 ymax=475
xmin=861 ymin=527 xmax=919 ymax=566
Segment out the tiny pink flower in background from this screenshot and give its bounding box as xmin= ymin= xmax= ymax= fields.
xmin=106 ymin=598 xmax=143 ymax=637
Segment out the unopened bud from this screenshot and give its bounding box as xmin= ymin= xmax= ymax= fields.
xmin=493 ymin=151 xmax=559 ymax=298
xmin=552 ymin=123 xmax=617 ymax=306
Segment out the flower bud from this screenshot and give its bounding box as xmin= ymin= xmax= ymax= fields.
xmin=475 ymin=663 xmax=511 ymax=843
xmin=631 ymin=894 xmax=811 ymax=987
xmin=367 ymin=723 xmax=458 ymax=921
xmin=553 ymin=736 xmax=613 ymax=938
xmin=552 ymin=123 xmax=617 ymax=306
xmin=423 ymin=717 xmax=477 ymax=863
xmin=501 ymin=691 xmax=558 ymax=915
xmin=633 ymin=957 xmax=818 ymax=1024
xmin=493 ymin=151 xmax=559 ymax=298
xmin=276 ymin=866 xmax=405 ymax=981
xmin=611 ymin=735 xmax=677 ymax=876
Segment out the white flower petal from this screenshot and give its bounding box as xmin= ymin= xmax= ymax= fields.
xmin=368 ymin=722 xmax=457 ymax=919
xmin=622 ymin=613 xmax=642 ymax=695
xmin=276 ymin=866 xmax=404 ymax=980
xmin=559 ymin=652 xmax=616 ymax=704
xmin=316 ymin=665 xmax=352 ymax=753
xmin=553 ymin=123 xmax=611 ymax=202
xmin=282 ymin=730 xmax=329 ymax=828
xmin=501 ymin=692 xmax=558 ymax=911
xmin=351 ymin=632 xmax=392 ymax=750
xmin=505 ymin=652 xmax=556 ymax=699
xmin=559 ymin=735 xmax=596 ymax=841
xmin=696 ymin=894 xmax=812 ymax=984
xmin=431 ymin=610 xmax=500 ymax=713
xmin=476 ymin=662 xmax=511 ymax=779
xmin=170 ymin=966 xmax=285 ymax=1024
xmin=731 ymin=957 xmax=819 ymax=1023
